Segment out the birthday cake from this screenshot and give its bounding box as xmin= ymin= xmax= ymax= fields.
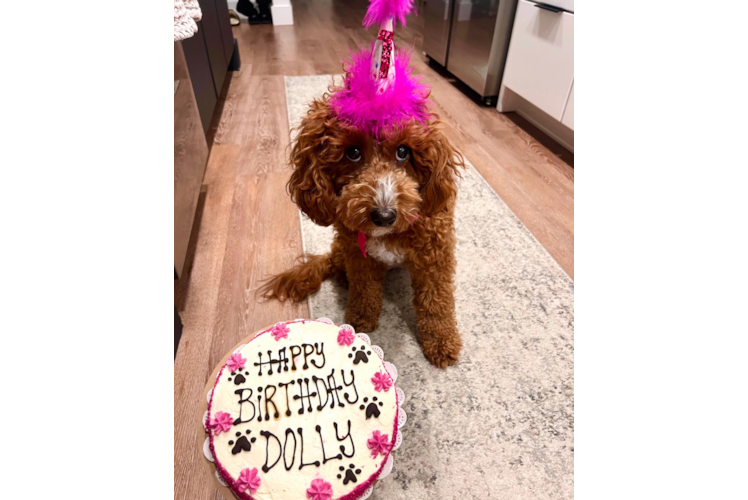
xmin=201 ymin=318 xmax=406 ymax=500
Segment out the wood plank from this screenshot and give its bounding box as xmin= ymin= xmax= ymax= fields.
xmin=174 ymin=144 xmax=239 ymax=500
xmin=174 ymin=75 xmax=308 ymax=500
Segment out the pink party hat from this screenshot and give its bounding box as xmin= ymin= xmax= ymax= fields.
xmin=329 ymin=0 xmax=429 ymax=139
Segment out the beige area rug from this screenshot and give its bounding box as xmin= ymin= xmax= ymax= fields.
xmin=284 ymin=75 xmax=574 ymax=499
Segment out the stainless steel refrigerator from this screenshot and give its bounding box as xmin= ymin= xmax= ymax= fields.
xmin=423 ymin=0 xmax=518 ymax=105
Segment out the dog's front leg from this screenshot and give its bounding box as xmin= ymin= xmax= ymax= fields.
xmin=408 ymin=252 xmax=462 ymax=368
xmin=344 ymin=249 xmax=388 ymax=333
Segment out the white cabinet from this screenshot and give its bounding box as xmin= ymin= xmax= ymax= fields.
xmin=496 ymin=0 xmax=732 ymax=153
xmin=501 ymin=0 xmax=574 ymax=120
xmin=498 ymin=0 xmax=574 ymax=150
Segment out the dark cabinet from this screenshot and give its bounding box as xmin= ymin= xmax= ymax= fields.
xmin=175 ymin=0 xmax=236 ymax=357
xmin=181 ymin=31 xmax=217 ymax=133
xmin=182 ymin=0 xmax=238 ymax=133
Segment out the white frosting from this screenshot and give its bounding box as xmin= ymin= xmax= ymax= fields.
xmin=208 ymin=320 xmax=398 ymax=500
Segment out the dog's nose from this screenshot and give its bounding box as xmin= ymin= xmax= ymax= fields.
xmin=370 ymin=209 xmax=397 ymax=227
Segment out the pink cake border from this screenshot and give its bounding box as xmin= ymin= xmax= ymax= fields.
xmin=206 ymin=319 xmax=401 ymax=500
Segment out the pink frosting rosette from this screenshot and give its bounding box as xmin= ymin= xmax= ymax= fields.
xmin=270 ymin=322 xmax=290 ymax=341
xmin=367 ymin=430 xmax=392 ymax=458
xmin=337 ymin=326 xmax=355 ymax=346
xmin=236 ymin=467 xmax=261 ymax=494
xmin=209 ymin=411 xmax=233 ymax=434
xmin=371 ymin=370 xmax=393 ymax=392
xmin=226 ymin=353 xmax=246 ymax=371
xmin=306 ymin=478 xmax=333 ymax=500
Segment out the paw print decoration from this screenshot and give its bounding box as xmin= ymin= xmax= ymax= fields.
xmin=337 ymin=463 xmax=362 ymax=485
xmin=229 ymin=430 xmax=256 ymax=455
xmin=227 ymin=370 xmax=250 ymax=386
xmin=348 ymin=345 xmax=370 ymax=365
xmin=359 ymin=396 xmax=384 ymax=419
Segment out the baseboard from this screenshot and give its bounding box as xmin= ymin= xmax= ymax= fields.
xmin=271 ymin=4 xmax=294 ymax=25
xmin=498 ymin=87 xmax=574 ymax=153
xmin=228 ymin=38 xmax=241 ymax=71
xmin=515 ymin=111 xmax=574 ymax=154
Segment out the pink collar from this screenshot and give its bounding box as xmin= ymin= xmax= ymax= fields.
xmin=358 ymin=231 xmax=368 ymax=258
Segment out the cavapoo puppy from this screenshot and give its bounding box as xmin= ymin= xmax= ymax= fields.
xmin=260 ymin=0 xmax=463 ymax=367
xmin=260 ymin=89 xmax=465 ymax=368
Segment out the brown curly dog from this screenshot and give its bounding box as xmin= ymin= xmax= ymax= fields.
xmin=260 ymin=94 xmax=464 ymax=368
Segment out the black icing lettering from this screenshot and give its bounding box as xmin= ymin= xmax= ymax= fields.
xmin=257 ymin=393 xmax=263 ymax=422
xmin=326 ymin=369 xmax=345 ymax=408
xmin=312 ymin=375 xmax=331 ymax=410
xmin=334 ymin=420 xmax=355 ymax=458
xmin=297 ymin=427 xmax=321 ymax=470
xmin=302 ymin=343 xmax=315 ymax=370
xmin=283 ymin=428 xmax=297 ymax=470
xmin=289 ymin=345 xmax=302 ymax=371
xmin=311 ymin=342 xmax=326 ymax=368
xmin=341 ymin=369 xmax=359 ymax=404
xmin=255 ymin=350 xmax=284 ymax=376
xmin=292 ymin=378 xmax=317 ymax=414
xmin=253 ymin=352 xmax=264 ymax=376
xmin=316 ymin=424 xmax=342 ymax=464
xmin=278 ymin=380 xmax=295 ymax=417
xmin=260 ymin=430 xmax=282 ymax=473
xmin=278 ymin=347 xmax=290 ymax=372
xmin=233 ymin=388 xmax=255 ymax=425
xmin=264 ymin=385 xmax=280 ymax=419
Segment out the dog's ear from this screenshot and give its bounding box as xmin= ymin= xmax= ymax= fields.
xmin=415 ymin=124 xmax=464 ymax=216
xmin=287 ymin=99 xmax=338 ymax=226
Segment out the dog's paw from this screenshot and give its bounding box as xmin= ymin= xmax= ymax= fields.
xmin=420 ymin=327 xmax=462 ymax=368
xmin=345 ymin=312 xmax=379 ymax=334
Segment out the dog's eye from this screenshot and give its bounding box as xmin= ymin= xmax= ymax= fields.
xmin=345 ymin=146 xmax=362 ymax=162
xmin=395 ymin=145 xmax=411 ymax=163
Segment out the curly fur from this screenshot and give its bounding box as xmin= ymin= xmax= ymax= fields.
xmin=261 ymin=95 xmax=464 ymax=368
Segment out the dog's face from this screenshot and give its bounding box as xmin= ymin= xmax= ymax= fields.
xmin=288 ymin=98 xmax=463 ymax=234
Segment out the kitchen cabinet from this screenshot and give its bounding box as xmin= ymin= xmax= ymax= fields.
xmin=182 ymin=0 xmax=238 ymax=133
xmin=501 ymin=0 xmax=573 ymax=119
xmin=498 ymin=0 xmax=574 ymax=149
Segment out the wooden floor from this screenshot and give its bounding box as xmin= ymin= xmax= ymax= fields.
xmin=174 ymin=1 xmax=573 ymax=498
